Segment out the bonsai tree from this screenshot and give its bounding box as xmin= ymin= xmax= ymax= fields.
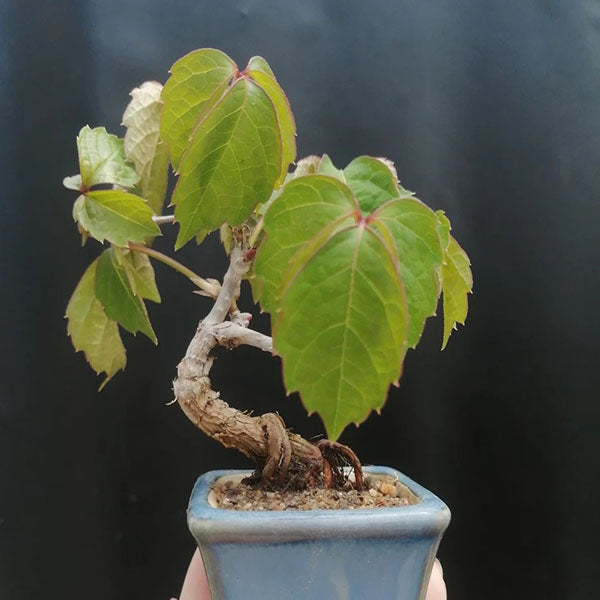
xmin=64 ymin=49 xmax=472 ymax=490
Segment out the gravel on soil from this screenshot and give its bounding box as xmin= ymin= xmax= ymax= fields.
xmin=211 ymin=475 xmax=419 ymax=511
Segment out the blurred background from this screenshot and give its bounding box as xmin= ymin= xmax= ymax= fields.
xmin=1 ymin=0 xmax=599 ymax=598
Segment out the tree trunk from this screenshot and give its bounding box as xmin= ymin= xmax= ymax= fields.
xmin=172 ymin=245 xmax=324 ymax=486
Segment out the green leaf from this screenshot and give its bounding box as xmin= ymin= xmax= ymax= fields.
xmin=252 ymin=175 xmax=357 ymax=312
xmin=248 ymin=58 xmax=296 ymax=185
xmin=274 ymin=225 xmax=409 ymax=440
xmin=122 ymin=81 xmax=170 ymax=215
xmin=66 ymin=259 xmax=126 ymax=386
xmin=343 ymin=156 xmax=403 ymax=214
xmin=121 ymin=249 xmax=161 ymax=303
xmin=77 ymin=126 xmax=139 ymax=189
xmin=172 ymin=76 xmax=281 ymax=248
xmin=441 ymin=236 xmax=472 ymax=349
xmin=73 ymin=190 xmax=160 ymax=246
xmin=318 ymin=154 xmax=345 ymax=180
xmin=369 ymin=198 xmax=445 ymax=347
xmin=95 ymin=248 xmax=157 ymax=343
xmin=160 ymin=48 xmax=237 ymax=169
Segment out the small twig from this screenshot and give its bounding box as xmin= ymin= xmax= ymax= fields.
xmin=127 ymin=242 xmax=219 ymax=298
xmin=152 ymin=214 xmax=175 ymax=225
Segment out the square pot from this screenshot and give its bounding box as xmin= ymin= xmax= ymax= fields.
xmin=187 ymin=466 xmax=450 ymax=600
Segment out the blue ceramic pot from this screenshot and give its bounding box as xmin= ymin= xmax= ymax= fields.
xmin=188 ymin=466 xmax=450 ymax=600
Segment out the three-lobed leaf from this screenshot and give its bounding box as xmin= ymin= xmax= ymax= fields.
xmin=72 ymin=190 xmax=160 ymax=246
xmin=66 ymin=259 xmax=126 ymax=387
xmin=160 ymin=50 xmax=297 ymax=248
xmin=96 ymin=248 xmax=157 ymax=343
xmin=122 ymin=81 xmax=170 ymax=215
xmin=160 ymin=48 xmax=237 ymax=170
xmin=256 ymin=171 xmax=472 ymax=438
xmin=171 ymin=76 xmax=281 ymax=248
xmin=76 ymin=126 xmax=139 ymax=189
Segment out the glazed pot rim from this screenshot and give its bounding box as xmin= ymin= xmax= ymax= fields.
xmin=188 ymin=466 xmax=451 ymax=543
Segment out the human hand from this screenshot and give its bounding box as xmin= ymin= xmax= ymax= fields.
xmin=175 ymin=549 xmax=446 ymax=600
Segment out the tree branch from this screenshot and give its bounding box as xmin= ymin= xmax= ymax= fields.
xmin=212 ymin=320 xmax=273 ymax=353
xmin=202 ymin=246 xmax=247 ymax=328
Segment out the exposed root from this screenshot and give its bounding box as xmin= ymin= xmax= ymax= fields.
xmin=260 ymin=413 xmax=291 ymax=484
xmin=317 ymin=440 xmax=364 ymax=490
xmin=322 ymin=456 xmax=333 ymax=489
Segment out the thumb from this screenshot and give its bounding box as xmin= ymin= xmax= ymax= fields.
xmin=425 ymin=559 xmax=446 ymax=600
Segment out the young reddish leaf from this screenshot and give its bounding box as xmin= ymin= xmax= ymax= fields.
xmin=172 ymin=77 xmax=281 ymax=248
xmin=66 ymin=259 xmax=126 ymax=387
xmin=77 ymin=126 xmax=139 ymax=189
xmin=160 ymin=49 xmax=237 ymax=170
xmin=123 ymin=81 xmax=170 ymax=216
xmin=72 ymin=190 xmax=160 ymax=246
xmin=95 ymin=248 xmax=157 ymax=344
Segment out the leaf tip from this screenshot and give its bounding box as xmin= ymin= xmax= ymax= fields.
xmin=98 ymin=376 xmax=112 ymax=392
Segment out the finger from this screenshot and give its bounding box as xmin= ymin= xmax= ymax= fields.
xmin=425 ymin=559 xmax=446 ymax=600
xmin=179 ymin=548 xmax=211 ymax=600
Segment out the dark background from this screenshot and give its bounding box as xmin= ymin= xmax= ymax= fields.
xmin=1 ymin=0 xmax=599 ymax=598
